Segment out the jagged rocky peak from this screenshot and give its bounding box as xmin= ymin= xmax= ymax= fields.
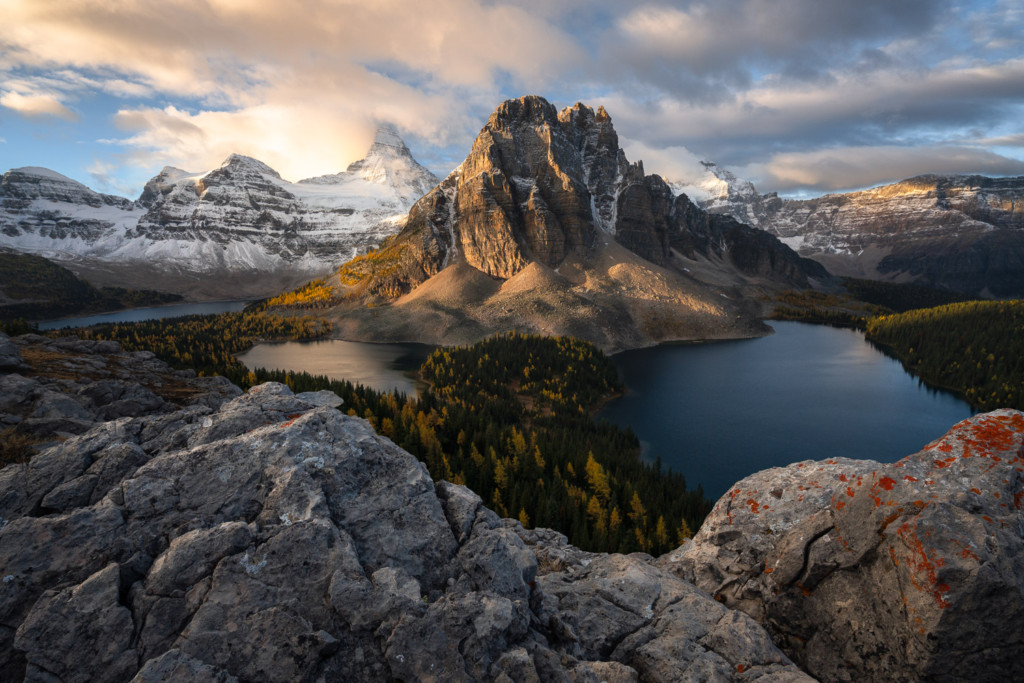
xmin=356 ymin=95 xmax=823 ymax=301
xmin=365 ymin=122 xmax=410 ymax=154
xmin=300 ymin=123 xmax=438 ymax=204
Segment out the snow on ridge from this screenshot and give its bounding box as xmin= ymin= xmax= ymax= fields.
xmin=1 ymin=127 xmax=437 ymax=279
xmin=8 ymin=166 xmax=84 ymax=184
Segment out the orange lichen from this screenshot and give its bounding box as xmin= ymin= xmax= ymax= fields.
xmin=847 ymin=487 xmax=856 ymax=497
xmin=904 ymin=475 xmax=918 ymax=482
xmin=878 ymin=476 xmax=897 ymax=491
xmin=839 ymin=473 xmax=848 ymax=482
xmin=971 ymin=488 xmax=982 ymax=495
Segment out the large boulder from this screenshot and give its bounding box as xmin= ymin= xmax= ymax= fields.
xmin=667 ymin=409 xmax=1024 ymax=682
xmin=0 ymin=381 xmax=808 ymax=682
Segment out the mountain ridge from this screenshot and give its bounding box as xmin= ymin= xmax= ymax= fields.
xmin=306 ymin=95 xmax=827 ymax=352
xmin=689 ymin=166 xmax=1024 ymax=296
xmin=0 ymin=127 xmax=437 ymax=299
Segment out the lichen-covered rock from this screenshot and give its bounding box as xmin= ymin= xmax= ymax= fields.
xmin=0 ymin=381 xmax=807 ymax=682
xmin=667 ymin=409 xmax=1024 ymax=682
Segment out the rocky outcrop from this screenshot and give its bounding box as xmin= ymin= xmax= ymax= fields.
xmin=0 ymin=379 xmax=810 ymax=682
xmin=666 ymin=409 xmax=1024 ymax=682
xmin=0 ymin=332 xmax=240 ymax=442
xmin=0 ymin=127 xmax=437 ymax=299
xmin=698 ymin=169 xmax=1024 ymax=296
xmin=355 ymin=96 xmax=826 ymax=300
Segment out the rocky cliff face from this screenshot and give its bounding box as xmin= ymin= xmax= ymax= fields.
xmin=698 ymin=170 xmax=1024 ymax=296
xmin=323 ymin=97 xmax=823 ymax=352
xmin=0 ymin=127 xmax=437 ymax=299
xmin=0 ymin=339 xmax=811 ymax=682
xmin=667 ymin=409 xmax=1024 ymax=681
xmin=354 ymin=96 xmax=824 ymax=299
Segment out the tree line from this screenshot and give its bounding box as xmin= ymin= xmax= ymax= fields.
xmin=865 ymin=300 xmax=1024 ymax=411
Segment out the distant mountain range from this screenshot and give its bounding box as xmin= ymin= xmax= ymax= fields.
xmin=689 ymin=164 xmax=1024 ymax=297
xmin=315 ymin=96 xmax=827 ymax=352
xmin=0 ymin=125 xmax=437 ymax=299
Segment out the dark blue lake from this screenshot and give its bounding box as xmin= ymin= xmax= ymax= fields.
xmin=39 ymin=300 xmax=249 ymax=330
xmin=595 ymin=321 xmax=973 ymax=499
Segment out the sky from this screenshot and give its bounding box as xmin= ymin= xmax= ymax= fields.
xmin=1 ymin=0 xmax=1023 ymax=199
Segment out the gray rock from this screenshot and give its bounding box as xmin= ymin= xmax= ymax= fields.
xmin=0 ymin=381 xmax=814 ymax=682
xmin=668 ymin=409 xmax=1024 ymax=682
xmin=131 ymin=649 xmax=238 ymax=683
xmin=0 ymin=334 xmax=25 ymax=371
xmin=295 ymin=389 xmax=343 ymax=408
xmin=14 ymin=563 xmax=137 ymax=683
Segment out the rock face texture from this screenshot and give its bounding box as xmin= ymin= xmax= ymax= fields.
xmin=697 ymin=167 xmax=1024 ymax=297
xmin=667 ymin=409 xmax=1024 ymax=682
xmin=0 ymin=332 xmax=240 ymax=440
xmin=0 ymin=126 xmax=437 ymax=299
xmin=354 ymin=96 xmax=825 ymax=299
xmin=327 ymin=97 xmax=824 ymax=352
xmin=0 ymin=378 xmax=810 ymax=682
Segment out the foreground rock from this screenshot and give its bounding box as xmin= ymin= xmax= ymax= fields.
xmin=0 ymin=332 xmax=240 ymax=443
xmin=667 ymin=410 xmax=1024 ymax=681
xmin=0 ymin=381 xmax=809 ymax=681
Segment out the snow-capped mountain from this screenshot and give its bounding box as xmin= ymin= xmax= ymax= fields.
xmin=0 ymin=125 xmax=438 ymax=298
xmin=674 ymin=164 xmax=1024 ymax=297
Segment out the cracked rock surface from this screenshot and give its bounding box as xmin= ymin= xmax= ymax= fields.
xmin=666 ymin=409 xmax=1024 ymax=682
xmin=0 ymin=379 xmax=810 ymax=682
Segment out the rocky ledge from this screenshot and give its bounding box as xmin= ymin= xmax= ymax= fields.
xmin=1 ymin=332 xmax=1021 ymax=682
xmin=0 ymin=331 xmax=240 ymax=443
xmin=0 ymin=372 xmax=808 ymax=681
xmin=666 ymin=410 xmax=1024 ymax=681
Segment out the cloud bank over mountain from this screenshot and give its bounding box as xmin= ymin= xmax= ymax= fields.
xmin=1 ymin=0 xmax=1022 ymax=196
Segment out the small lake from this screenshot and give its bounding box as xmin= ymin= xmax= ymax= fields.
xmin=237 ymin=340 xmax=435 ymax=396
xmin=40 ymin=300 xmax=249 ymax=330
xmin=596 ymin=321 xmax=973 ymax=499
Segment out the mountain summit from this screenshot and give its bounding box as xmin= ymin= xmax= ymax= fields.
xmin=0 ymin=127 xmax=437 ymax=299
xmin=319 ymin=96 xmax=826 ymax=351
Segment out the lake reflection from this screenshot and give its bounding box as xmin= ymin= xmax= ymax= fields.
xmin=40 ymin=300 xmax=249 ymax=330
xmin=237 ymin=340 xmax=435 ymax=396
xmin=597 ymin=321 xmax=974 ymax=500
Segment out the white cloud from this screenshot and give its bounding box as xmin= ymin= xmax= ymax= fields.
xmin=0 ymin=0 xmax=582 ymax=181
xmin=0 ymin=91 xmax=78 ymax=121
xmin=742 ymin=145 xmax=1024 ymax=194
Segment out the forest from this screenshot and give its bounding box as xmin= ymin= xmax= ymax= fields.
xmin=53 ymin=315 xmax=709 ymax=554
xmin=865 ymin=300 xmax=1024 ymax=412
xmin=0 ymin=251 xmax=181 ymax=320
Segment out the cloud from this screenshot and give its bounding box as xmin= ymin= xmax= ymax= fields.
xmin=0 ymin=0 xmax=583 ymax=181
xmin=0 ymin=90 xmax=78 ymax=120
xmin=743 ymin=145 xmax=1024 ymax=194
xmin=601 ymin=58 xmax=1024 ymax=169
xmin=1 ymin=0 xmax=1022 ymax=196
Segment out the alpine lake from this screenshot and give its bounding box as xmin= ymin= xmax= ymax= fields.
xmin=45 ymin=306 xmax=974 ymax=500
xmin=236 ymin=321 xmax=972 ymax=500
